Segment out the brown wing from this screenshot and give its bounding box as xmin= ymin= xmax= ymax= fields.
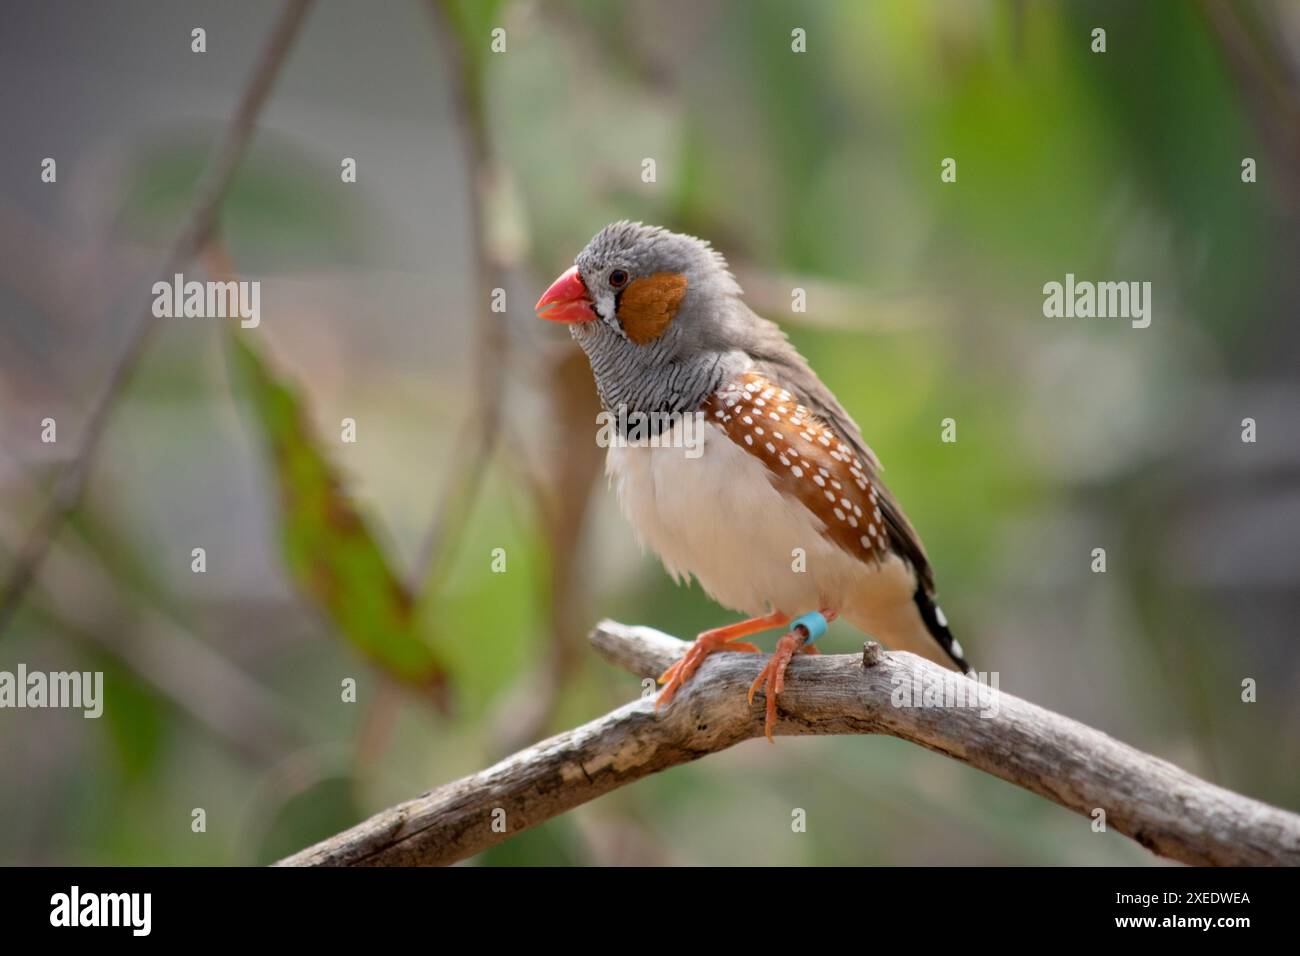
xmin=738 ymin=322 xmax=936 ymax=592
xmin=702 ymin=368 xmax=970 ymax=673
xmin=702 ymin=373 xmax=891 ymax=566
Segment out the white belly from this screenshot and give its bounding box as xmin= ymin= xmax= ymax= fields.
xmin=606 ymin=420 xmax=897 ymax=621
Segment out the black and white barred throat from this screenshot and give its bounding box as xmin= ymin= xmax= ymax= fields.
xmin=571 ymin=320 xmax=739 ymax=437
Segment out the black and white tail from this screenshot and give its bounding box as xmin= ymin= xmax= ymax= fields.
xmin=912 ymin=586 xmax=970 ymax=674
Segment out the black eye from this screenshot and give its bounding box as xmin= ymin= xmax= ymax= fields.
xmin=609 ymin=269 xmax=629 ymax=289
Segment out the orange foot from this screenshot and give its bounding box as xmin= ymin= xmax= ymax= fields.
xmin=747 ymin=611 xmax=836 ymax=742
xmin=656 ymin=611 xmax=790 ymax=711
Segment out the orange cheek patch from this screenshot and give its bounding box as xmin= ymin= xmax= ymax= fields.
xmin=617 ymin=272 xmax=688 ymax=344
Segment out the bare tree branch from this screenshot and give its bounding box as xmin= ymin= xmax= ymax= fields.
xmin=0 ymin=0 xmax=315 ymax=639
xmin=277 ymin=620 xmax=1300 ymax=867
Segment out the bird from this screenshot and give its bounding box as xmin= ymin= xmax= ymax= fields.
xmin=535 ymin=222 xmax=969 ymax=741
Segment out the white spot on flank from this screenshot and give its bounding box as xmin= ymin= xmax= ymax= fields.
xmin=814 ymin=474 xmax=826 ymax=486
xmin=936 ymin=606 xmax=948 ymax=627
xmin=744 ymin=435 xmax=754 ymax=445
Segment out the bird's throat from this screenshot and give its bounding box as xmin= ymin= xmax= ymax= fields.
xmin=572 ymin=321 xmax=733 ymax=434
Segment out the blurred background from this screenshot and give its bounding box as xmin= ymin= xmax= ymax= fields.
xmin=1 ymin=0 xmax=1298 ymax=865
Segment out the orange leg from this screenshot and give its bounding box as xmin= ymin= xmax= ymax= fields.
xmin=656 ymin=610 xmax=790 ymax=711
xmin=747 ymin=609 xmax=837 ymax=742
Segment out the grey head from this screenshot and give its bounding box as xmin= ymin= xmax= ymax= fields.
xmin=537 ymin=222 xmax=756 ymax=419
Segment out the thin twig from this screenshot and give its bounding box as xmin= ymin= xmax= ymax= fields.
xmin=277 ymin=620 xmax=1300 ymax=867
xmin=0 ymin=0 xmax=315 ymax=639
xmin=410 ymin=0 xmax=510 ymax=593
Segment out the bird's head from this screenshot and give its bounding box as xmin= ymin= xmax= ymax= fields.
xmin=535 ymin=222 xmax=750 ymax=414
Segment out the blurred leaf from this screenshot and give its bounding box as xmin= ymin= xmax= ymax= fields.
xmin=440 ymin=0 xmax=507 ymax=78
xmin=10 ymin=608 xmax=169 ymax=781
xmin=95 ymin=655 xmax=167 ymax=782
xmin=118 ymin=139 xmax=361 ymax=267
xmin=226 ymin=331 xmax=448 ymax=694
xmin=432 ymin=480 xmax=541 ymax=714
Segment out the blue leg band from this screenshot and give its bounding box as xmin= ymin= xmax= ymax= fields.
xmin=790 ymin=611 xmax=828 ymax=643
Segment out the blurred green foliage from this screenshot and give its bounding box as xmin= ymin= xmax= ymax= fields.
xmin=119 ymin=143 xmax=363 ymax=267
xmin=226 ymin=332 xmax=447 ymax=691
xmin=3 ymin=0 xmax=1296 ymax=867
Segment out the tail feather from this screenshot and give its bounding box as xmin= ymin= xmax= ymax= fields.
xmin=912 ymin=586 xmax=970 ymax=674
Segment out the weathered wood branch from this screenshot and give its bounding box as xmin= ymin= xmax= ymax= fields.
xmin=277 ymin=620 xmax=1300 ymax=867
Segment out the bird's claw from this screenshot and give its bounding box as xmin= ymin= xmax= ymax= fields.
xmin=747 ymin=630 xmax=811 ymax=742
xmin=656 ymin=634 xmax=760 ymax=711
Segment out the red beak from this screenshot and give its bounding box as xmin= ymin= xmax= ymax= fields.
xmin=535 ymin=266 xmax=597 ymax=324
